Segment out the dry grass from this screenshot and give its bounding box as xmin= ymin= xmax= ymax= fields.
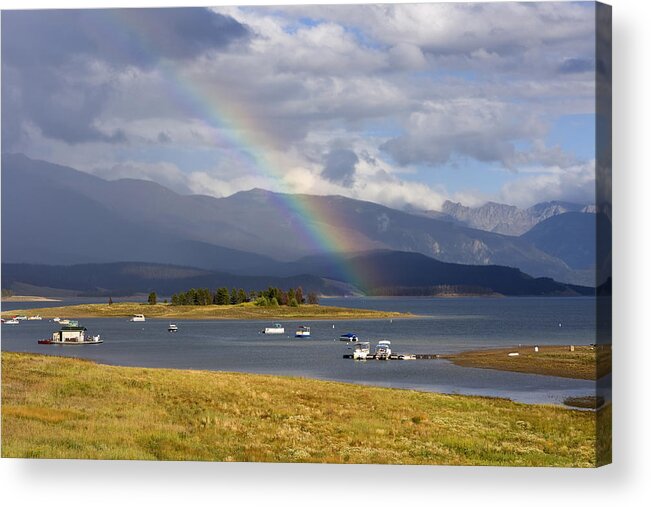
xmin=1 ymin=352 xmax=605 ymax=466
xmin=445 ymin=345 xmax=612 ymax=380
xmin=1 ymin=302 xmax=411 ymax=321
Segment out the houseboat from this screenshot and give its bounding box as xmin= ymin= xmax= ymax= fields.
xmin=352 ymin=341 xmax=370 ymax=360
xmin=38 ymin=321 xmax=102 ymax=345
xmin=262 ymin=323 xmax=284 ymax=334
xmin=295 ymin=326 xmax=311 ymax=338
xmin=168 ymin=323 xmax=178 ymax=332
xmin=374 ymin=340 xmax=392 ymax=359
xmin=130 ymin=314 xmax=146 ymax=322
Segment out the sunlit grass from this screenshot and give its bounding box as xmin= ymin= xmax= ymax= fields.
xmin=2 ymin=352 xmax=605 ymax=466
xmin=1 ymin=302 xmax=410 ymax=321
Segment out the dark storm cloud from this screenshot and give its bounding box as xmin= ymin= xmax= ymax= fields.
xmin=321 ymin=148 xmax=359 ymax=187
xmin=1 ymin=8 xmax=249 ymax=147
xmin=1 ymin=9 xmax=250 ymax=68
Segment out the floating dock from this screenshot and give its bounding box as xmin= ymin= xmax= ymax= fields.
xmin=342 ymin=353 xmax=442 ymax=360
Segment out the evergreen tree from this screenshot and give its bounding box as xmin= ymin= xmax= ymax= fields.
xmin=237 ymin=288 xmax=247 ymax=304
xmin=230 ymin=288 xmax=238 ymax=305
xmin=148 ymin=292 xmax=157 ymax=305
xmin=216 ymin=287 xmax=230 ymax=305
xmin=296 ymin=286 xmax=304 ymax=305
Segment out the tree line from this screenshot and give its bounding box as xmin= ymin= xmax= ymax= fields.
xmin=165 ymin=286 xmax=319 ymax=307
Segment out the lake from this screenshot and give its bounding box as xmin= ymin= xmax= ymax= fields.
xmin=1 ymin=296 xmax=604 ymax=405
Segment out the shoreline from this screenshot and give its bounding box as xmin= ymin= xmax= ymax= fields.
xmin=1 ymin=352 xmax=609 ymax=465
xmin=0 ymin=301 xmax=414 ymax=321
xmin=2 ymin=295 xmax=62 ymax=302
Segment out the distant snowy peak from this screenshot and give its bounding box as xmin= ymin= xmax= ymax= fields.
xmin=440 ymin=200 xmax=594 ymax=236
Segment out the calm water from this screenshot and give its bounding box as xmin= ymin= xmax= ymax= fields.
xmin=1 ymin=297 xmax=603 ymax=405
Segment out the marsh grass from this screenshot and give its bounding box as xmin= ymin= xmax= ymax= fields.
xmin=446 ymin=345 xmax=612 ymax=380
xmin=1 ymin=302 xmax=410 ymax=321
xmin=2 ymin=352 xmax=603 ymax=466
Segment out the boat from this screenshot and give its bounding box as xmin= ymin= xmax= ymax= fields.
xmin=15 ymin=315 xmax=28 ymax=320
xmin=53 ymin=317 xmax=61 ymax=322
xmin=374 ymin=340 xmax=392 ymax=359
xmin=295 ymin=326 xmax=311 ymax=338
xmin=352 ymin=341 xmax=370 ymax=360
xmin=130 ymin=314 xmax=146 ymax=322
xmin=4 ymin=318 xmax=20 ymax=325
xmin=28 ymin=315 xmax=43 ymax=320
xmin=38 ymin=321 xmax=102 ymax=345
xmin=339 ymin=333 xmax=358 ymax=342
xmin=59 ymin=319 xmax=70 ymax=325
xmin=168 ymin=323 xmax=178 ymax=332
xmin=262 ymin=323 xmax=284 ymax=334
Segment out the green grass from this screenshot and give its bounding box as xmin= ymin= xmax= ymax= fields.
xmin=445 ymin=345 xmax=612 ymax=380
xmin=1 ymin=352 xmax=607 ymax=466
xmin=0 ymin=301 xmax=411 ymax=321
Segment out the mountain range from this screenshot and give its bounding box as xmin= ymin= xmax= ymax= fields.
xmin=1 ymin=153 xmax=604 ymax=292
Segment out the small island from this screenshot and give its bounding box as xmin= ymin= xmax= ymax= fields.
xmin=0 ymin=301 xmax=412 ymax=321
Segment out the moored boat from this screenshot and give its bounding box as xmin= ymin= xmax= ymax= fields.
xmin=375 ymin=340 xmax=392 ymax=359
xmin=168 ymin=323 xmax=178 ymax=332
xmin=339 ymin=333 xmax=358 ymax=342
xmin=4 ymin=318 xmax=20 ymax=325
xmin=295 ymin=325 xmax=311 ymax=338
xmin=130 ymin=314 xmax=146 ymax=322
xmin=263 ymin=323 xmax=284 ymax=334
xmin=15 ymin=315 xmax=27 ymax=320
xmin=38 ymin=321 xmax=102 ymax=345
xmin=28 ymin=315 xmax=43 ymax=320
xmin=352 ymin=341 xmax=370 ymax=360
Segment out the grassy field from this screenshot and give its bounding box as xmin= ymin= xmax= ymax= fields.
xmin=1 ymin=302 xmax=410 ymax=321
xmin=445 ymin=345 xmax=612 ymax=380
xmin=2 ymin=352 xmax=609 ymax=466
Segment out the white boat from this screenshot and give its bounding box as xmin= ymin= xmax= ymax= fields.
xmin=28 ymin=315 xmax=43 ymax=320
xmin=295 ymin=326 xmax=311 ymax=338
xmin=339 ymin=333 xmax=358 ymax=342
xmin=53 ymin=317 xmax=61 ymax=322
xmin=262 ymin=323 xmax=284 ymax=334
xmin=38 ymin=321 xmax=102 ymax=345
xmin=168 ymin=323 xmax=178 ymax=332
xmin=130 ymin=314 xmax=146 ymax=322
xmin=59 ymin=319 xmax=70 ymax=325
xmin=374 ymin=340 xmax=392 ymax=359
xmin=4 ymin=318 xmax=20 ymax=325
xmin=15 ymin=315 xmax=28 ymax=320
xmin=352 ymin=341 xmax=370 ymax=360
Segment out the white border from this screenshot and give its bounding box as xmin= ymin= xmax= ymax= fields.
xmin=2 ymin=0 xmax=649 ymax=505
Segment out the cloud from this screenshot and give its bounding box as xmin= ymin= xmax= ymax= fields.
xmin=499 ymin=161 xmax=596 ymax=208
xmin=1 ymin=8 xmax=249 ymax=147
xmin=2 ymin=4 xmax=598 ymax=212
xmin=321 ymin=148 xmax=359 ymax=187
xmin=380 ymin=98 xmax=576 ymax=169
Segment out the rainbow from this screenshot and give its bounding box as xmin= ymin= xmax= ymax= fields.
xmin=101 ymin=8 xmax=372 ymax=292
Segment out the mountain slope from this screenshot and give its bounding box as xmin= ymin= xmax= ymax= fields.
xmin=441 ymin=200 xmax=591 ymax=236
xmin=1 ymin=262 xmax=335 ymax=297
xmin=2 ymin=252 xmax=592 ymax=297
xmin=521 ymin=212 xmax=597 ymax=270
xmin=2 ymin=153 xmax=588 ymax=285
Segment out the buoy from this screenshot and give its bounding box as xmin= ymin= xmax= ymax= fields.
xmin=559 ymin=322 xmax=562 ymax=327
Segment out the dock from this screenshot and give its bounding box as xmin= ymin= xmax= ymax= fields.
xmin=342 ymin=353 xmax=442 ymax=360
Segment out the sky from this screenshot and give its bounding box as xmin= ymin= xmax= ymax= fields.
xmin=1 ymin=2 xmax=599 ymax=210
